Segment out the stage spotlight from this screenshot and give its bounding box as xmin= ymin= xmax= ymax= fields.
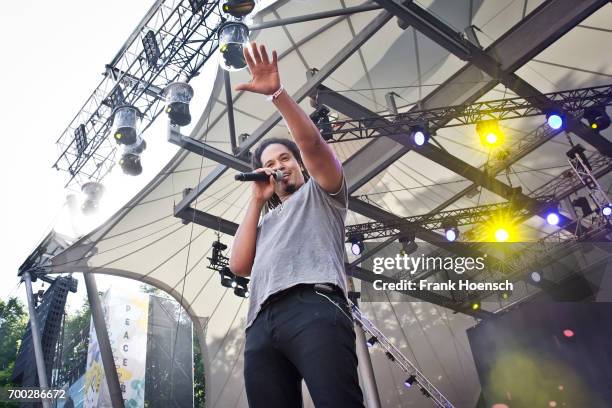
xmin=231 ymin=279 xmax=238 ymax=288
xmin=81 ymin=181 xmax=105 ymax=215
xmin=572 ymin=197 xmax=594 ymax=218
xmin=409 ymin=126 xmax=429 ymax=147
xmin=310 ymin=106 xmax=333 ymax=141
xmin=500 ymin=291 xmax=511 ymax=300
xmin=349 ymin=234 xmax=365 ymax=256
xmin=222 ymin=0 xmax=256 ymax=18
xmin=404 ymin=375 xmax=417 ymax=388
xmin=584 ymin=106 xmax=610 ymax=131
xmin=219 ymin=267 xmax=235 ymax=288
xmin=234 ymin=287 xmax=250 ymax=298
xmin=546 ymin=212 xmax=560 ymax=226
xmin=112 ymin=105 xmax=142 ymax=145
xmin=212 ymin=240 xmax=228 ymax=264
xmin=530 ymin=271 xmax=542 ymax=283
xmin=142 ymin=30 xmax=161 ymax=67
xmin=476 ymin=120 xmax=504 ymax=148
xmin=494 ymin=227 xmax=509 ymax=242
xmin=366 ymin=336 xmax=378 ymax=348
xmin=602 ymin=204 xmax=612 ymax=217
xmin=471 ymin=301 xmax=481 ymax=311
xmin=546 ymin=111 xmax=564 ymax=130
xmin=442 ymin=220 xmax=459 ymax=242
xmin=119 ymin=137 xmax=147 ymax=176
xmin=163 ymin=80 xmax=194 ymax=126
xmin=398 ymin=235 xmax=418 ymax=255
xmin=218 ymin=21 xmax=249 ymax=71
xmin=566 ymin=143 xmax=592 ymax=171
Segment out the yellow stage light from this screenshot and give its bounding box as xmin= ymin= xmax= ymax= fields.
xmin=477 ymin=120 xmax=504 ymax=148
xmin=495 ymin=227 xmax=509 ymax=242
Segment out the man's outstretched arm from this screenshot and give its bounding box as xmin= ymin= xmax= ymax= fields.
xmin=236 ymin=42 xmax=343 ymax=194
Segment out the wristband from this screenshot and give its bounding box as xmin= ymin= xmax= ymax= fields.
xmin=266 ymin=85 xmax=284 ymax=101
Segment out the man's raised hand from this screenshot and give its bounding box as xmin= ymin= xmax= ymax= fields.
xmin=235 ymin=42 xmax=280 ymax=95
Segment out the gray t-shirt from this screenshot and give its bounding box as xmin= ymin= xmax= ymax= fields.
xmin=245 ymin=173 xmax=348 ymax=329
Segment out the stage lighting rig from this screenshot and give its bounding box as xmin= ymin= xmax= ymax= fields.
xmin=219 ymin=267 xmax=234 ymax=288
xmin=142 ymin=30 xmax=161 ymax=67
xmin=545 ymin=211 xmax=560 ymax=226
xmin=310 ymin=106 xmax=333 ymax=141
xmin=211 ymin=240 xmax=228 ymax=266
xmin=234 ymin=286 xmax=250 ymax=298
xmin=366 ymin=336 xmax=378 ymax=348
xmin=119 ymin=136 xmax=147 ymax=176
xmin=112 ymin=105 xmax=142 ymax=146
xmin=567 ymin=143 xmax=612 ymax=218
xmin=572 ymin=196 xmax=594 ymax=218
xmin=476 ymin=120 xmax=504 ymax=148
xmin=494 ymin=227 xmax=509 ymax=242
xmin=398 ymin=235 xmax=417 ymax=255
xmin=530 ymin=271 xmax=542 ymax=283
xmin=404 ymin=374 xmax=417 ymax=388
xmin=80 ymin=181 xmax=105 ymax=215
xmin=566 ymin=144 xmax=592 ymax=171
xmin=222 ymin=0 xmax=255 ymax=18
xmin=218 ymin=21 xmax=249 ymax=71
xmin=442 ymin=220 xmax=459 ymax=242
xmin=583 ymin=106 xmax=610 ymax=131
xmin=546 ymin=111 xmax=564 ymax=130
xmin=409 ymin=125 xmax=429 ymax=147
xmin=350 ymin=304 xmax=454 ymax=407
xmin=74 ymin=124 xmax=87 ymax=155
xmin=163 ymin=80 xmax=194 ymax=126
xmin=349 ymin=234 xmax=365 ymax=256
xmin=233 ymin=275 xmax=250 ymax=298
xmin=208 ymin=239 xmax=250 ymax=297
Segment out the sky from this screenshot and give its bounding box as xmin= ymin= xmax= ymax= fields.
xmin=0 ymin=0 xmax=220 ymax=311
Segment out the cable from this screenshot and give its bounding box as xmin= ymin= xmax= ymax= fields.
xmin=383 ymin=292 xmax=423 ymax=371
xmin=170 ymin=104 xmax=213 ymax=396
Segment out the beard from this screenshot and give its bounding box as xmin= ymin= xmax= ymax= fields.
xmin=284 ymin=182 xmax=298 ymax=194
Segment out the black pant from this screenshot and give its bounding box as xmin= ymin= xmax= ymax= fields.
xmin=244 ymin=284 xmax=364 ymax=408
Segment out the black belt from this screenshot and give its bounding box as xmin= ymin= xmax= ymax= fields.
xmin=260 ymin=283 xmax=342 ymax=311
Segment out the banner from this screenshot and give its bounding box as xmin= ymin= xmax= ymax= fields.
xmin=83 ymin=288 xmax=150 ymax=407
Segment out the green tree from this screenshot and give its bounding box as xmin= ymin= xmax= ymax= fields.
xmin=59 ymin=300 xmax=90 ymax=384
xmin=193 ymin=332 xmax=205 ymax=407
xmin=0 ymin=297 xmax=28 ymax=386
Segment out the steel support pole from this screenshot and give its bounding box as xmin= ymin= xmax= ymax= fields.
xmin=249 ymin=4 xmax=382 ymax=31
xmin=83 ymin=273 xmax=124 ymax=408
xmin=224 ymin=70 xmax=238 ymax=154
xmin=22 ymin=271 xmax=51 ymax=408
xmin=355 ymin=323 xmax=382 ymax=408
xmin=348 ymin=278 xmax=381 ymax=408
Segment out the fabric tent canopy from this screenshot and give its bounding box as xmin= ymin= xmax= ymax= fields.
xmin=46 ymin=0 xmax=612 ymax=406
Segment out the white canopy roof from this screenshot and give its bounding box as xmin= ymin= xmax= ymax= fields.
xmin=47 ymin=1 xmax=612 ymax=406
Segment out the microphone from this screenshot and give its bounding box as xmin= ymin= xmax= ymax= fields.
xmin=234 ymin=170 xmax=284 ymax=182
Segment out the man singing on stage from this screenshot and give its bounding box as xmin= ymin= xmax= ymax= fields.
xmin=229 ymin=42 xmax=364 ymax=408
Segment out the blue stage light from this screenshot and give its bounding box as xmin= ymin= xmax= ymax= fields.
xmin=602 ymin=205 xmax=612 ymax=217
xmin=445 ymin=228 xmax=458 ymax=242
xmin=546 ymin=212 xmax=560 ymax=226
xmin=404 ymin=375 xmax=417 ymax=388
xmin=410 ymin=126 xmax=429 ymax=147
xmin=547 ymin=112 xmax=564 ymax=130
